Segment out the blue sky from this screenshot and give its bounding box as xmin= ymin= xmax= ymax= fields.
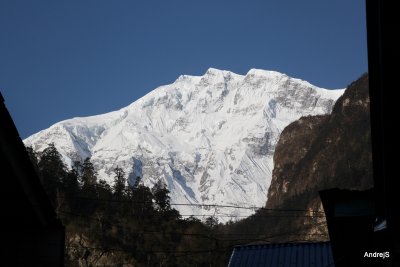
xmin=1 ymin=0 xmax=367 ymax=139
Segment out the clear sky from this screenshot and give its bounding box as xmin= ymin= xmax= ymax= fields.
xmin=1 ymin=0 xmax=367 ymax=139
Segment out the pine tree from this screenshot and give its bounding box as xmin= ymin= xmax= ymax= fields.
xmin=205 ymin=216 xmax=219 ymax=229
xmin=79 ymin=157 xmax=98 ymax=214
xmin=152 ymin=180 xmax=171 ymax=212
xmin=72 ymin=160 xmax=83 ymax=178
xmin=97 ymin=179 xmax=112 ymax=200
xmin=38 ymin=143 xmax=66 ymax=198
xmin=81 ymin=157 xmax=97 ymax=188
xmin=112 ymin=166 xmax=126 ymax=200
xmin=64 ymin=168 xmax=80 ymax=211
xmin=131 ymin=185 xmax=155 ymax=219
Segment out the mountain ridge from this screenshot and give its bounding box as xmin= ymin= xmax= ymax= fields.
xmin=24 ymin=68 xmax=344 ymax=222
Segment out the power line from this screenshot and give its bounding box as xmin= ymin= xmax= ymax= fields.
xmin=62 ymin=209 xmax=329 ymax=266
xmin=171 ymin=202 xmax=325 ymax=214
xmin=67 ymin=244 xmax=222 ymax=255
xmin=59 ymin=210 xmax=328 ymax=243
xmin=57 ymin=205 xmax=325 ymax=220
xmin=55 ymin=195 xmax=325 ymax=214
xmin=64 ymin=221 xmax=329 ymax=262
xmin=178 ymin=213 xmax=325 ymax=218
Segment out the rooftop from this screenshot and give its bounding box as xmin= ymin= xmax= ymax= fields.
xmin=228 ymin=242 xmax=334 ymax=267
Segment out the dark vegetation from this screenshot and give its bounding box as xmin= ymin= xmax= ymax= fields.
xmin=27 ymin=143 xmax=232 ymax=266
xmin=28 ymin=142 xmax=325 ymax=266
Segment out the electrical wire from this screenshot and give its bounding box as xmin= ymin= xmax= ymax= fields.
xmin=55 ymin=195 xmax=325 ymax=214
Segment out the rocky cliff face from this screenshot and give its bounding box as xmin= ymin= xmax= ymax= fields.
xmin=265 ymin=73 xmax=373 ymax=240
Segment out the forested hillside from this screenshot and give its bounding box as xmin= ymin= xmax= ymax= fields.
xmin=28 ymin=143 xmax=228 ymax=266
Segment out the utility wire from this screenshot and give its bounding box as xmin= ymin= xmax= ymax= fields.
xmin=62 ymin=209 xmax=329 ymax=265
xmin=65 ymin=221 xmax=329 ymax=260
xmin=59 ymin=210 xmax=328 ymax=243
xmin=55 ymin=195 xmax=325 ymax=214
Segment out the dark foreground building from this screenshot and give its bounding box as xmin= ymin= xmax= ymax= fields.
xmin=0 ymin=92 xmax=65 ymax=266
xmin=228 ymin=242 xmax=334 ymax=267
xmin=319 ymin=188 xmax=385 ymax=267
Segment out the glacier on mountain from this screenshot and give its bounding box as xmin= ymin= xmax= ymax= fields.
xmin=24 ymin=68 xmax=344 ymax=222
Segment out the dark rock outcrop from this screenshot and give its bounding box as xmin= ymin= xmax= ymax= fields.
xmin=266 ymin=73 xmax=373 ymax=239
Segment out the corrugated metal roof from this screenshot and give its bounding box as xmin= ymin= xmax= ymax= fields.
xmin=228 ymin=242 xmax=334 ymax=267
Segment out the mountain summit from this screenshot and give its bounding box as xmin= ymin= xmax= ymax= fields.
xmin=24 ymin=68 xmax=344 ymax=221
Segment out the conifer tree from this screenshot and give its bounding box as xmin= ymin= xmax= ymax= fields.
xmin=152 ymin=180 xmax=171 ymax=212
xmin=113 ymin=166 xmax=126 ymax=200
xmin=81 ymin=157 xmax=97 ymax=186
xmin=80 ymin=157 xmax=98 ymax=214
xmin=64 ymin=168 xmax=80 ymax=211
xmin=38 ymin=143 xmax=66 ymax=197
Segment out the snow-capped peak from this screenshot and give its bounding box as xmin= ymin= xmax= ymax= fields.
xmin=24 ymin=68 xmax=344 ymax=222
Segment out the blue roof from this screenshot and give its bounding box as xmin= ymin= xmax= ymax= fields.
xmin=228 ymin=242 xmax=334 ymax=267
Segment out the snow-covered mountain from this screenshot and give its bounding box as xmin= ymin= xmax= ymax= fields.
xmin=24 ymin=68 xmax=344 ymax=222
